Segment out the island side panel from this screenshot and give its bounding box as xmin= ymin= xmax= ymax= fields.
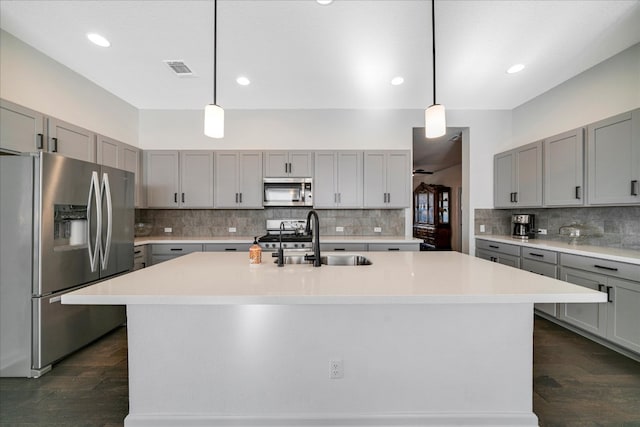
xmin=125 ymin=303 xmax=538 ymax=427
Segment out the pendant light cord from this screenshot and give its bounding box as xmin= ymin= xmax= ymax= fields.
xmin=213 ymin=0 xmax=218 ymax=105
xmin=431 ymin=0 xmax=436 ymax=105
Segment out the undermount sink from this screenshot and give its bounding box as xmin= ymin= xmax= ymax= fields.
xmin=276 ymin=254 xmax=372 ymax=266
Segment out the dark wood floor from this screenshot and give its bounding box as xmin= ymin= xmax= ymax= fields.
xmin=1 ymin=317 xmax=639 ymax=426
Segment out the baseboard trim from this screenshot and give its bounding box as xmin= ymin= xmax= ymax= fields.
xmin=125 ymin=412 xmax=539 ymax=427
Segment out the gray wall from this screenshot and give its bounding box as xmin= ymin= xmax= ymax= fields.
xmin=475 ymin=206 xmax=640 ymax=250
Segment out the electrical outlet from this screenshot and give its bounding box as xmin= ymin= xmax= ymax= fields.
xmin=335 ymin=226 xmax=344 ymax=232
xmin=329 ymin=359 xmax=343 ymax=379
xmin=374 ymin=227 xmax=382 ymax=233
xmin=228 ymin=227 xmax=237 ymax=233
xmin=164 ymin=227 xmax=172 ymax=233
xmin=480 ymin=224 xmax=486 ymax=233
xmin=538 ymin=228 xmax=547 ymax=235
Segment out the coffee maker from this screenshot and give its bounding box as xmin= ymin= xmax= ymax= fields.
xmin=512 ymin=214 xmax=535 ymax=239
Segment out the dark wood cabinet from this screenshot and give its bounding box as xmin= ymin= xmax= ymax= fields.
xmin=413 ymin=183 xmax=451 ymax=250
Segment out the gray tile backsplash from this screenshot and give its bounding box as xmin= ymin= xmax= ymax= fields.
xmin=475 ymin=206 xmax=640 ymax=249
xmin=136 ymin=208 xmax=405 ymax=237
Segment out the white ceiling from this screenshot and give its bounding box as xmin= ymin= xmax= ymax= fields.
xmin=1 ymin=0 xmax=639 ymax=111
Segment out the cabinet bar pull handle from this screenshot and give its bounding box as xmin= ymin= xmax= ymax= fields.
xmin=170 ymin=248 xmax=183 ymax=251
xmin=606 ymin=286 xmax=613 ymax=303
xmin=235 ymin=193 xmax=238 ymax=203
xmin=134 ymin=250 xmax=141 ymax=254
xmin=182 ymin=193 xmax=185 ymax=203
xmin=387 ymin=248 xmax=400 ymax=251
xmin=632 ymin=180 xmax=639 ymax=196
xmin=598 ymin=284 xmax=605 ymax=292
xmin=51 ymin=137 xmax=58 ymax=152
xmin=387 ymin=193 xmax=390 ymax=203
xmin=334 ymin=248 xmax=346 ymax=251
xmin=594 ymin=264 xmax=618 ymax=272
xmin=224 ymin=248 xmax=237 ymax=251
xmin=36 ymin=133 xmax=44 ymax=149
xmin=489 ymin=245 xmax=499 ymax=249
xmin=528 ymin=252 xmax=544 ymax=258
xmin=174 ymin=193 xmax=178 ymax=203
xmin=239 ymin=193 xmax=242 ymax=203
xmin=338 ymin=193 xmax=341 ymax=203
xmin=514 ymin=192 xmax=518 ymax=203
xmin=575 ymin=186 xmax=581 ymax=199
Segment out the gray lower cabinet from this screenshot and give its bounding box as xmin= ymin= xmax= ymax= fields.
xmin=0 ymin=99 xmax=45 ymax=153
xmin=544 ymin=128 xmax=585 ymax=206
xmin=475 ymin=239 xmax=521 ymax=268
xmin=48 ymin=117 xmax=96 ymax=162
xmin=150 ymin=244 xmax=203 ymax=265
xmin=204 ymin=243 xmax=251 ymax=252
xmin=559 ymin=253 xmax=640 ymax=354
xmin=521 ymin=248 xmax=559 ymax=317
xmin=587 ymin=108 xmax=640 ymax=205
xmin=180 ymin=151 xmax=214 ymax=208
xmin=367 ymin=243 xmax=419 ymax=252
xmin=320 ymin=243 xmax=368 ymax=252
xmin=133 ymin=245 xmax=148 ymax=270
xmin=494 ymin=141 xmax=543 ymax=208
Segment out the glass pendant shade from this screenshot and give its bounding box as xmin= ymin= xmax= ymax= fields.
xmin=204 ymin=104 xmax=224 ymax=138
xmin=425 ymin=104 xmax=446 ymax=138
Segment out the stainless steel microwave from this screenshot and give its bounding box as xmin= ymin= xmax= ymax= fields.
xmin=263 ymin=178 xmax=313 ymax=207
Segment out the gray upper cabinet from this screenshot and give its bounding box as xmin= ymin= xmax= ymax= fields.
xmin=48 ymin=118 xmax=96 ymax=162
xmin=215 ymin=151 xmax=263 ymax=208
xmin=544 ymin=128 xmax=585 ymax=206
xmin=587 ymin=109 xmax=640 ymax=205
xmin=493 ymin=141 xmax=542 ymax=208
xmin=96 ymin=135 xmax=121 ymax=168
xmin=363 ymin=151 xmax=410 ymax=208
xmin=145 ymin=151 xmax=180 ymax=208
xmin=264 ymin=151 xmax=313 ymax=177
xmin=97 ymin=135 xmax=144 ymax=208
xmin=0 ymin=100 xmax=45 ymax=153
xmin=314 ymin=151 xmax=363 ymax=208
xmin=145 ymin=150 xmax=214 ymax=208
xmin=180 ymin=151 xmax=214 ymax=208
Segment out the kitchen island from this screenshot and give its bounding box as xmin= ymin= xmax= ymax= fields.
xmin=63 ymin=251 xmax=606 ymax=427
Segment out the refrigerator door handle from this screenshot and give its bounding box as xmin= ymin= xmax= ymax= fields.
xmin=87 ymin=171 xmax=101 ymax=272
xmin=99 ymin=173 xmax=113 ymax=270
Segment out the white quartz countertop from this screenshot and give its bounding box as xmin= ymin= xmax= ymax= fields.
xmin=63 ymin=251 xmax=606 ymax=306
xmin=476 ymin=235 xmax=640 ymax=265
xmin=135 ymin=235 xmax=421 ymax=245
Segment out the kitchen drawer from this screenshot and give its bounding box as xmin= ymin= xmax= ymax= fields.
xmin=522 ymin=258 xmax=557 ymax=279
xmin=151 ymin=244 xmax=203 ymax=255
xmin=134 ymin=245 xmax=147 ymax=260
xmin=476 ymin=239 xmax=520 ymax=257
xmin=522 ymin=247 xmax=558 ymax=264
xmin=367 ymin=243 xmax=419 ymax=252
xmin=320 ymin=243 xmax=368 ymax=252
xmin=560 ymin=253 xmax=639 ymax=282
xmin=204 ymin=243 xmax=251 ymax=252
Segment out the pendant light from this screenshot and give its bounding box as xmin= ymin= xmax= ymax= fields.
xmin=204 ymin=0 xmax=224 ymax=138
xmin=425 ymin=0 xmax=446 ymax=139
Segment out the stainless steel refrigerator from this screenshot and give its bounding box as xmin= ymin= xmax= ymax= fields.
xmin=0 ymin=152 xmax=134 ymax=377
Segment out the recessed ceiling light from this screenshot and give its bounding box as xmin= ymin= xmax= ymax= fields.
xmin=87 ymin=33 xmax=110 ymax=48
xmin=236 ymin=76 xmax=251 ymax=86
xmin=317 ymin=0 xmax=333 ymax=5
xmin=506 ymin=64 xmax=525 ymax=74
xmin=391 ymin=76 xmax=404 ymax=86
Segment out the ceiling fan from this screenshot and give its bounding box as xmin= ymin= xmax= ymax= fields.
xmin=412 ymin=169 xmax=434 ymax=175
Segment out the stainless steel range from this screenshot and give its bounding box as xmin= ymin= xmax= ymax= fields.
xmin=257 ymin=219 xmax=312 ymax=251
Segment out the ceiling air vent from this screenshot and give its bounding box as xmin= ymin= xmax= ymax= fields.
xmin=163 ymin=60 xmax=194 ymax=76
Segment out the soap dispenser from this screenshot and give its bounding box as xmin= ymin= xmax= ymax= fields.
xmin=249 ymin=237 xmax=262 ymax=265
